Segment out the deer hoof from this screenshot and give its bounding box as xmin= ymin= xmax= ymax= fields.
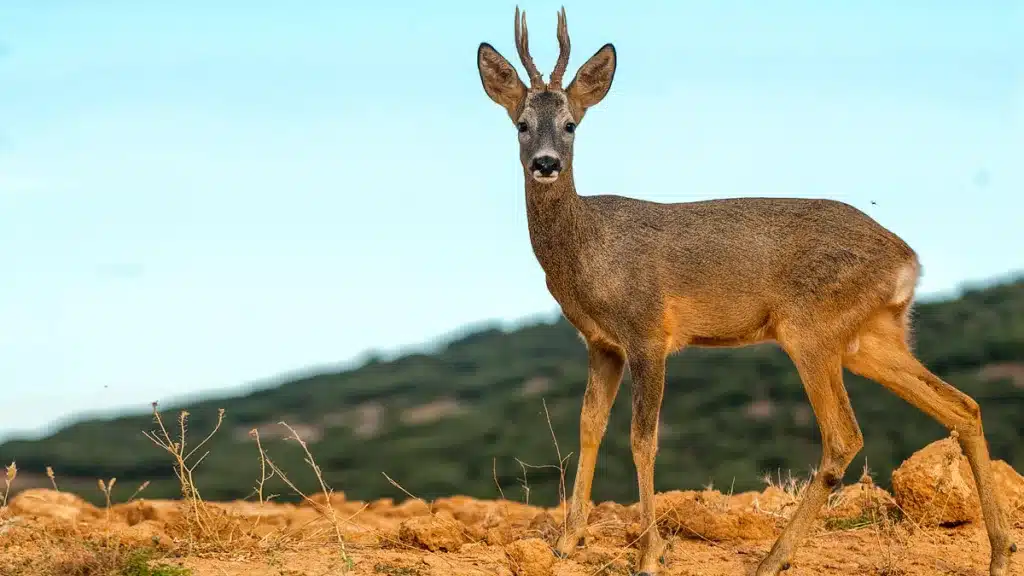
xmin=1010 ymin=542 xmax=1018 ymax=553
xmin=781 ymin=561 xmax=791 ymax=571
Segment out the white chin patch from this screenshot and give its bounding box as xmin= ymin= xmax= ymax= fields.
xmin=532 ymin=171 xmax=559 ymax=184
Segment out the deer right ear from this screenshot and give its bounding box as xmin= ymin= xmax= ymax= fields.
xmin=566 ymin=43 xmax=616 ymax=116
xmin=477 ymin=42 xmax=527 ymax=120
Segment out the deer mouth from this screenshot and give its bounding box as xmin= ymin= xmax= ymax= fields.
xmin=531 ymin=171 xmax=560 ymax=184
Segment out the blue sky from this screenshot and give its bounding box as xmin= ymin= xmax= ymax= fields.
xmin=1 ymin=1 xmax=1021 ymax=441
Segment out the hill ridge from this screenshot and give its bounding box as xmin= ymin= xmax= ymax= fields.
xmin=1 ymin=277 xmax=1022 ymax=508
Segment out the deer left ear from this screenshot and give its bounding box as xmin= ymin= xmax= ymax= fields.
xmin=566 ymin=43 xmax=616 ymax=113
xmin=478 ymin=42 xmax=528 ymax=121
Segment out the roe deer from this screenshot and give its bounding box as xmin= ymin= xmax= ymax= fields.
xmin=476 ymin=6 xmax=1016 ymax=576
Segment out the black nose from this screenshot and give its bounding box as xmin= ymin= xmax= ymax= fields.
xmin=531 ymin=155 xmax=561 ymax=176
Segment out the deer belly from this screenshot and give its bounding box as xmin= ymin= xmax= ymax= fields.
xmin=663 ymin=294 xmax=773 ymax=350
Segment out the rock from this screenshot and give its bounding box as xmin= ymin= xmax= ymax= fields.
xmin=505 ymin=537 xmax=554 ymax=576
xmin=992 ymin=460 xmax=1024 ymax=512
xmin=486 ymin=525 xmax=513 ymax=546
xmin=112 ymin=499 xmax=182 ymax=526
xmin=119 ymin=519 xmax=172 ymax=548
xmin=479 ymin=500 xmax=541 ymax=533
xmin=526 ymin=511 xmax=559 ymax=542
xmin=397 ymin=511 xmax=469 ymax=551
xmin=303 ymin=491 xmax=347 ymax=509
xmin=891 ymin=437 xmax=979 ymax=526
xmin=8 ymin=489 xmax=101 ymax=523
xmin=284 ymin=506 xmax=324 ymax=530
xmin=825 ymin=480 xmax=898 ymax=524
xmin=737 ymin=486 xmax=798 ymax=518
xmin=589 ymin=500 xmax=628 ymax=525
xmin=647 ymin=490 xmax=775 ymax=541
xmin=391 ymin=498 xmax=431 ymax=518
xmin=584 ymin=502 xmax=628 ymax=541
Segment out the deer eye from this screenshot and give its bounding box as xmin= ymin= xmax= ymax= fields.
xmin=517 ymin=121 xmax=529 ymax=133
xmin=564 ymin=122 xmax=576 ymax=134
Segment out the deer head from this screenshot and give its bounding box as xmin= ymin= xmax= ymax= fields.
xmin=477 ymin=6 xmax=616 ymax=185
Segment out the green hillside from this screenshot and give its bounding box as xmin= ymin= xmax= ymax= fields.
xmin=3 ymin=277 xmax=1023 ymax=507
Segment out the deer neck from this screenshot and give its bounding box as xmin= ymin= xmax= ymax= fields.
xmin=523 ymin=168 xmax=590 ymax=276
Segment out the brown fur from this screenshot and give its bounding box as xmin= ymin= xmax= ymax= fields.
xmin=476 ymin=7 xmax=1015 ymax=576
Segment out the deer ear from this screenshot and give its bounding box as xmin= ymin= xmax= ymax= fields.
xmin=478 ymin=42 xmax=527 ymax=120
xmin=566 ymin=43 xmax=616 ymax=113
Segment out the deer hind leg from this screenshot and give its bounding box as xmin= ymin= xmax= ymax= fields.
xmin=756 ymin=339 xmax=863 ymax=576
xmin=554 ymin=341 xmax=625 ymax=558
xmin=844 ymin=310 xmax=1015 ymax=576
xmin=626 ymin=347 xmax=670 ymax=576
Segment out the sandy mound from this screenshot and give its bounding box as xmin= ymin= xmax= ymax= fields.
xmin=397 ymin=510 xmax=472 ymax=551
xmin=111 ymin=498 xmax=184 ymax=526
xmin=8 ymin=489 xmax=103 ymax=523
xmin=505 ymin=537 xmax=554 ymax=576
xmin=624 ymin=490 xmax=777 ymax=542
xmin=892 ymin=436 xmax=1024 ymax=526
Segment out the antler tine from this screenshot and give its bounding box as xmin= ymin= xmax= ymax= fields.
xmin=514 ymin=6 xmax=545 ymax=90
xmin=548 ymin=6 xmax=571 ymax=89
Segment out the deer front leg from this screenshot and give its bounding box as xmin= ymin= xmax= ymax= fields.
xmin=554 ymin=342 xmax=625 ymax=557
xmin=757 ymin=346 xmax=862 ymax=575
xmin=628 ymin=350 xmax=668 ymax=576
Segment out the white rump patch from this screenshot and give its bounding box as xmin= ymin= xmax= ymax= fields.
xmin=890 ymin=261 xmax=918 ymax=306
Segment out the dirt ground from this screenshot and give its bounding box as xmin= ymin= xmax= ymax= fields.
xmin=2 ymin=437 xmax=1024 ymax=576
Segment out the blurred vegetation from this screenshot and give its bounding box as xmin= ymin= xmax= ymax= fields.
xmin=2 ymin=277 xmax=1022 ymax=507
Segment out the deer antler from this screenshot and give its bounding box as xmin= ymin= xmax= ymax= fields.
xmin=514 ymin=6 xmax=545 ymax=90
xmin=548 ymin=6 xmax=571 ymax=89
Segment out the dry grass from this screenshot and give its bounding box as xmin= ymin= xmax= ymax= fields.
xmin=249 ymin=422 xmax=355 ymax=571
xmin=1 ymin=461 xmax=17 ymax=536
xmin=35 ymin=543 xmax=191 ymax=576
xmin=141 ymin=402 xmax=226 ymax=549
xmin=3 ymin=461 xmax=16 ymax=508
